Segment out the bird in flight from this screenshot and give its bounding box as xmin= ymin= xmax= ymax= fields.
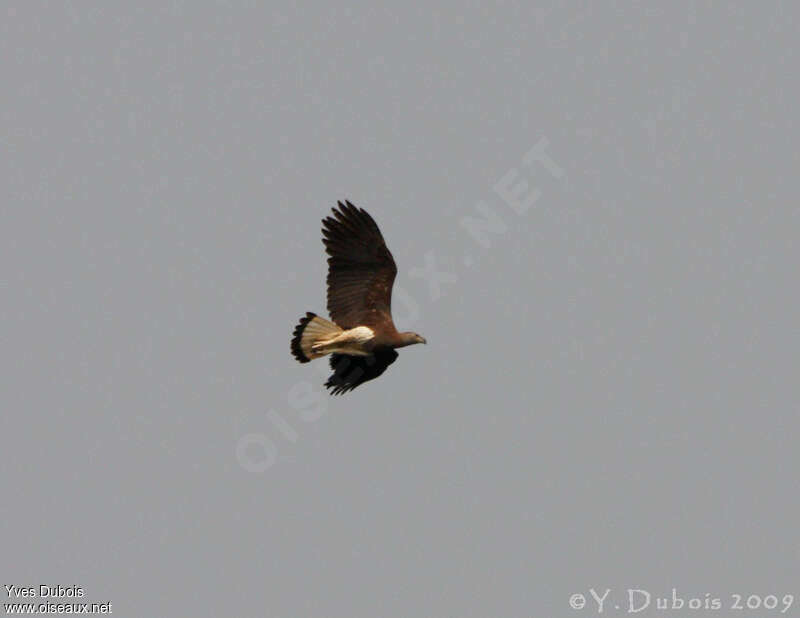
xmin=290 ymin=201 xmax=427 ymax=395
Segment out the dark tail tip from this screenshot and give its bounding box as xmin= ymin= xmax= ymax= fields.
xmin=290 ymin=312 xmax=317 ymax=363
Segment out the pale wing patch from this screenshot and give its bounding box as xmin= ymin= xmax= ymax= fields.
xmin=346 ymin=326 xmax=375 ymax=343
xmin=311 ymin=326 xmax=375 ymax=356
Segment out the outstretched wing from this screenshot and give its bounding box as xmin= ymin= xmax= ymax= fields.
xmin=322 ymin=201 xmax=397 ymax=330
xmin=325 ymin=349 xmax=399 ymax=395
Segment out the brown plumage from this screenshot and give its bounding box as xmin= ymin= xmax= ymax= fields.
xmin=290 ymin=201 xmax=426 ymax=394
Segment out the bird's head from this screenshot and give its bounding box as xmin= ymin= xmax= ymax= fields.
xmin=399 ymin=332 xmax=427 ymax=347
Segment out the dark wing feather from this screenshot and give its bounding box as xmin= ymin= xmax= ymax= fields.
xmin=322 ymin=201 xmax=397 ymax=330
xmin=325 ymin=349 xmax=399 ymax=395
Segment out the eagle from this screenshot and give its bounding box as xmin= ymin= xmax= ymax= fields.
xmin=290 ymin=201 xmax=426 ymax=395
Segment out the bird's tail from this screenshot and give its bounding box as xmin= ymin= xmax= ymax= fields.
xmin=290 ymin=312 xmax=343 ymax=363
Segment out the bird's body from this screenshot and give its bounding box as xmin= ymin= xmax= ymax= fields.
xmin=290 ymin=201 xmax=426 ymax=394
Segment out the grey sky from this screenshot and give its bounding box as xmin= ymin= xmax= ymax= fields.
xmin=2 ymin=2 xmax=798 ymax=616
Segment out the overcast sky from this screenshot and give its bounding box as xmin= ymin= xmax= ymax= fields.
xmin=3 ymin=2 xmax=798 ymax=616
